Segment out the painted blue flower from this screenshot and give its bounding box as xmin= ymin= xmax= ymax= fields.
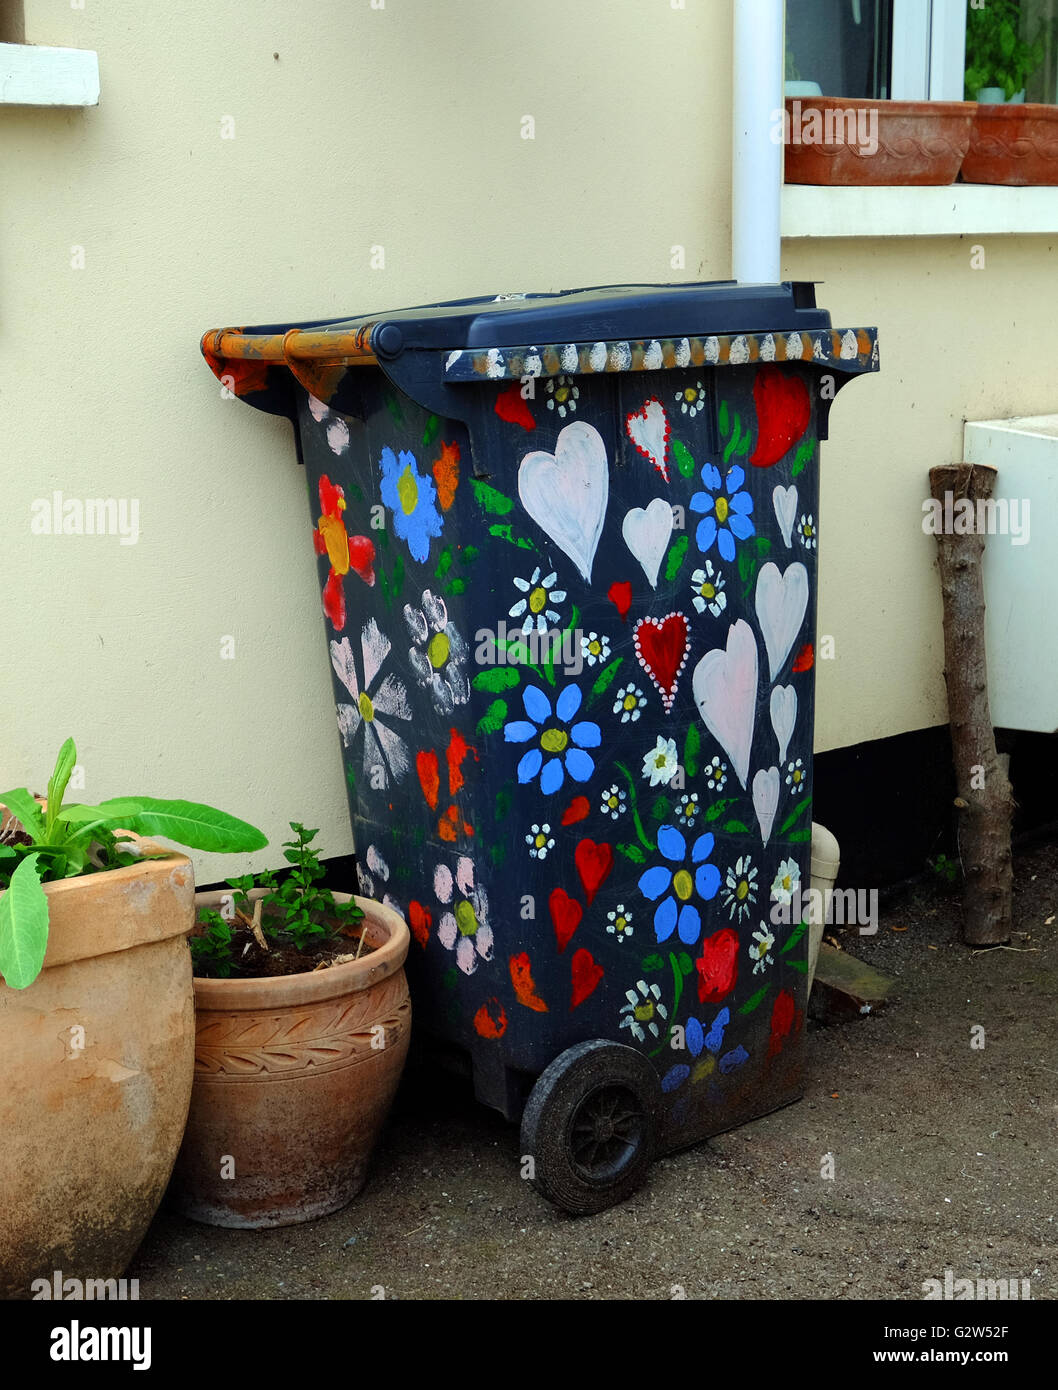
xmin=689 ymin=462 xmax=754 ymax=562
xmin=379 ymin=447 xmax=443 ymax=564
xmin=638 ymin=825 xmax=721 ymax=945
xmin=503 ymin=683 xmax=601 ymax=795
xmin=660 ymin=1006 xmax=748 ymax=1095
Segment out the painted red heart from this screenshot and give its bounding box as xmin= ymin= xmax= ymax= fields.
xmin=574 ymin=838 xmax=613 ymax=906
xmin=696 ymin=927 xmax=739 ymax=1004
xmin=549 ymin=888 xmax=583 ymax=953
xmin=407 ymin=900 xmax=432 ymax=949
xmin=562 ymin=795 xmax=590 ymax=827
xmin=494 ymin=382 xmax=536 ymax=431
xmin=792 ymin=642 xmax=814 ymax=672
xmin=633 ymin=612 xmax=689 ymax=713
xmin=608 ymin=580 xmax=633 ymax=620
xmin=749 ymin=365 xmax=811 ymax=468
xmin=570 ymin=947 xmax=604 ymax=1009
xmin=416 ymin=749 xmax=440 ymax=809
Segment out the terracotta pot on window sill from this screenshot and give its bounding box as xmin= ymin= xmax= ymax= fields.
xmin=783 ymin=98 xmax=975 ymax=186
xmin=961 ymin=102 xmax=1058 ymax=185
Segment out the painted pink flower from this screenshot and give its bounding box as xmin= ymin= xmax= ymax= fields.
xmin=434 ymin=857 xmax=492 ymax=975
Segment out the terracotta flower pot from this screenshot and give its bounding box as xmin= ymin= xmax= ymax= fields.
xmin=784 ymin=98 xmax=974 ymax=185
xmin=962 ymin=102 xmax=1058 ymax=185
xmin=171 ymin=891 xmax=411 ymax=1228
xmin=0 ymin=850 xmax=196 ymax=1299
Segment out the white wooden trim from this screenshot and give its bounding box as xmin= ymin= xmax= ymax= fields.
xmin=783 ymin=183 xmax=1058 ymax=238
xmin=928 ymin=0 xmax=968 ymax=100
xmin=0 ymin=43 xmax=99 ymax=106
xmin=890 ymin=0 xmax=932 ymax=100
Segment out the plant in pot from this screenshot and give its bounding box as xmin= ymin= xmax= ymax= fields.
xmin=964 ymin=0 xmax=1044 ymax=102
xmin=171 ymin=821 xmax=411 ymax=1229
xmin=0 ymin=738 xmax=266 ymax=1299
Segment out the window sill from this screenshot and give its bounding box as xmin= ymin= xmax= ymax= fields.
xmin=782 ymin=183 xmax=1058 ymax=238
xmin=0 ymin=42 xmax=99 ymax=106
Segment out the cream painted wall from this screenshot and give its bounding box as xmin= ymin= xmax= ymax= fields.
xmin=1 ymin=0 xmax=732 ymax=880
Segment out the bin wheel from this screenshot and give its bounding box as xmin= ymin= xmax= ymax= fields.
xmin=520 ymin=1040 xmax=659 ymax=1215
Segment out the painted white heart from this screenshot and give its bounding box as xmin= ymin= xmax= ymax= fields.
xmin=691 ymin=619 xmax=758 ymax=791
xmin=625 ymin=398 xmax=670 ymax=482
xmin=773 ymin=484 xmax=798 ymax=549
xmin=752 ymin=766 xmax=781 ymax=847
xmin=622 ymin=498 xmax=673 ymax=589
xmin=769 ymin=684 xmax=797 ymax=765
xmin=755 ymin=561 xmax=809 ymax=683
xmin=518 ymin=420 xmax=609 ymax=581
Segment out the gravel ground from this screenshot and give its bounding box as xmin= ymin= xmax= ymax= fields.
xmin=131 ymin=837 xmax=1058 ymax=1301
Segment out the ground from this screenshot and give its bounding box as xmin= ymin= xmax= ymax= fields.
xmin=131 ymin=838 xmax=1058 ymax=1301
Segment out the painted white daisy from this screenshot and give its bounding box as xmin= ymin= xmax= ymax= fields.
xmin=404 ymin=589 xmax=470 ymax=714
xmin=749 ymin=923 xmax=775 ymax=974
xmin=508 ymin=567 xmax=566 ymax=635
xmin=607 ymin=904 xmax=633 ymax=942
xmin=613 ymin=684 xmax=648 ymax=723
xmin=676 ymin=381 xmax=706 ymax=418
xmin=545 ymin=375 xmax=579 ymax=418
xmin=619 ymin=979 xmax=667 ymax=1041
xmin=525 ymin=823 xmax=554 ymax=860
xmin=771 ymin=857 xmax=801 ymax=905
xmin=580 ymin=631 xmax=611 ymax=667
xmin=723 ymin=855 xmax=758 ymax=922
xmin=676 ymin=792 xmax=700 ymax=827
xmin=786 ymin=758 xmax=807 ymax=795
xmin=797 ymin=514 xmax=817 ymax=550
xmin=599 ymin=784 xmax=626 ymax=820
xmin=690 ymin=562 xmax=727 ymax=618
xmin=643 ymin=736 xmax=679 ymax=787
xmin=355 ymin=844 xmax=402 ymax=914
xmin=704 ymin=755 xmax=728 ymax=793
xmin=331 ymin=620 xmax=413 ymax=792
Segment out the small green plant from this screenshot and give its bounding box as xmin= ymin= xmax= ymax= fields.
xmin=927 ymin=852 xmax=960 ymax=886
xmin=189 ymin=822 xmax=365 ymax=977
xmin=965 ymin=0 xmax=1045 ymax=100
xmin=0 ymin=738 xmax=267 ymax=990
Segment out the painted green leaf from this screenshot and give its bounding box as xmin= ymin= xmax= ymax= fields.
xmin=477 ymin=699 xmax=508 ymax=736
xmin=780 ymin=795 xmax=813 ymax=834
xmin=463 ymin=544 xmax=480 ymax=563
xmin=684 ymin=725 xmax=701 ymax=778
xmin=677 ymin=951 xmax=694 ymax=977
xmin=384 ymin=392 xmax=405 ymax=428
xmin=705 ymin=797 xmax=735 ymax=822
xmin=494 ymin=783 xmax=513 ymax=822
xmin=490 ymin=842 xmax=506 ymax=868
xmin=590 ymin=656 xmax=623 ymax=698
xmin=739 ymin=982 xmax=772 ymax=1015
xmin=443 ymin=966 xmax=459 ymax=991
xmin=786 ymin=958 xmax=808 ymax=973
xmin=641 ymin=952 xmax=665 ymax=973
xmin=787 ymin=826 xmax=813 ymax=843
xmin=348 ymin=481 xmax=364 ymax=504
xmin=435 ymin=546 xmax=453 ymax=580
xmin=650 ymin=796 xmax=670 ymax=822
xmin=723 ymin=414 xmax=741 ymax=463
xmin=734 ymin=423 xmax=752 ymax=456
xmin=723 ymin=819 xmax=750 ymax=833
xmin=719 ymin=400 xmax=729 ymax=436
xmin=672 ymin=439 xmax=696 ymax=478
xmin=616 ymin=842 xmax=647 ymax=863
xmin=488 ymin=523 xmax=535 ymax=550
xmin=779 ymin=918 xmax=808 ymax=954
xmin=664 ymin=534 xmax=689 ymax=582
xmin=392 ymin=552 xmax=405 ymax=599
xmin=754 ymin=535 xmax=771 ymax=557
xmin=471 ymin=480 xmax=513 ymax=515
xmin=0 ymin=853 xmax=49 ymax=990
xmin=445 ymin=577 xmax=467 ymax=595
xmin=791 ymin=437 xmax=815 ymax=479
xmin=422 ymin=414 xmax=441 ymax=448
xmin=473 ymin=668 xmax=522 ymax=693
xmin=375 ymin=526 xmax=389 ymax=550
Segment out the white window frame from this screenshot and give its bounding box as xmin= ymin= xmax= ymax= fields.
xmin=890 ymin=0 xmax=967 ymax=100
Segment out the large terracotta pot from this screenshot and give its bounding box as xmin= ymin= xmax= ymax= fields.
xmin=961 ymin=102 xmax=1058 ymax=185
xmin=784 ymin=98 xmax=974 ymax=185
xmin=0 ymin=851 xmax=196 ymax=1299
xmin=171 ymin=891 xmax=411 ymax=1228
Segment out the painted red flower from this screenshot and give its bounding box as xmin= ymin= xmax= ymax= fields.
xmin=312 ymin=474 xmax=375 ymax=632
xmin=695 ymin=926 xmax=739 ymax=1003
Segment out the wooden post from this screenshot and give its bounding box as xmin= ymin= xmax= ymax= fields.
xmin=928 ymin=462 xmax=1013 ymax=946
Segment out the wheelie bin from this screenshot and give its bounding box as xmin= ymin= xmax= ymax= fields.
xmin=202 ymin=282 xmax=879 ymax=1213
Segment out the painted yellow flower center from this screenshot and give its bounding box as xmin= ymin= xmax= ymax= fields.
xmin=588 ymin=639 xmax=603 ymax=656
xmin=736 ymin=879 xmax=750 ymax=901
xmin=535 ymin=833 xmax=547 ymax=849
xmin=793 ymin=769 xmax=803 ymax=784
xmin=693 ymin=1055 xmax=716 ymax=1083
xmin=634 ymin=1001 xmax=655 ymax=1023
xmin=781 ymin=875 xmax=792 ymax=892
xmin=714 ymin=495 xmax=730 ymax=524
xmin=541 ymin=728 xmax=568 ymax=754
xmin=654 ymin=754 xmax=667 ymax=770
xmin=318 ymin=512 xmax=349 ymax=575
xmin=699 ymin=581 xmax=715 ymax=600
xmin=623 ymin=694 xmax=638 ymax=711
xmin=359 ymin=692 xmax=375 ymax=722
xmin=673 ymin=869 xmax=694 ymax=902
xmin=615 ymin=916 xmax=627 ymax=931
xmin=684 ymin=388 xmax=697 ymax=403
xmin=529 ymin=585 xmax=547 ymax=614
xmin=606 ymin=795 xmax=619 ymax=810
xmin=427 ymin=632 xmax=450 ymax=669
xmin=455 ymin=900 xmax=478 ymax=936
xmin=396 ymin=464 xmax=419 ymax=516
xmin=555 ymin=386 xmax=570 ymax=403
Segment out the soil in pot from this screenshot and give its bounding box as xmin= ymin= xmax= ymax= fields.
xmin=192 ymin=911 xmax=377 ymax=979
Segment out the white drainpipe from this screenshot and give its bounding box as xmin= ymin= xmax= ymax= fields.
xmin=731 ymin=0 xmax=785 ymax=284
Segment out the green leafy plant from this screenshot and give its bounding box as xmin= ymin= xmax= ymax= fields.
xmin=927 ymin=852 xmax=960 ymax=887
xmin=189 ymin=822 xmax=365 ymax=977
xmin=965 ymin=0 xmax=1045 ymax=100
xmin=0 ymin=738 xmax=267 ymax=990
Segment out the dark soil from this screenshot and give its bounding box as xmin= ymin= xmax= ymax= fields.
xmin=193 ymin=916 xmax=376 ymax=981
